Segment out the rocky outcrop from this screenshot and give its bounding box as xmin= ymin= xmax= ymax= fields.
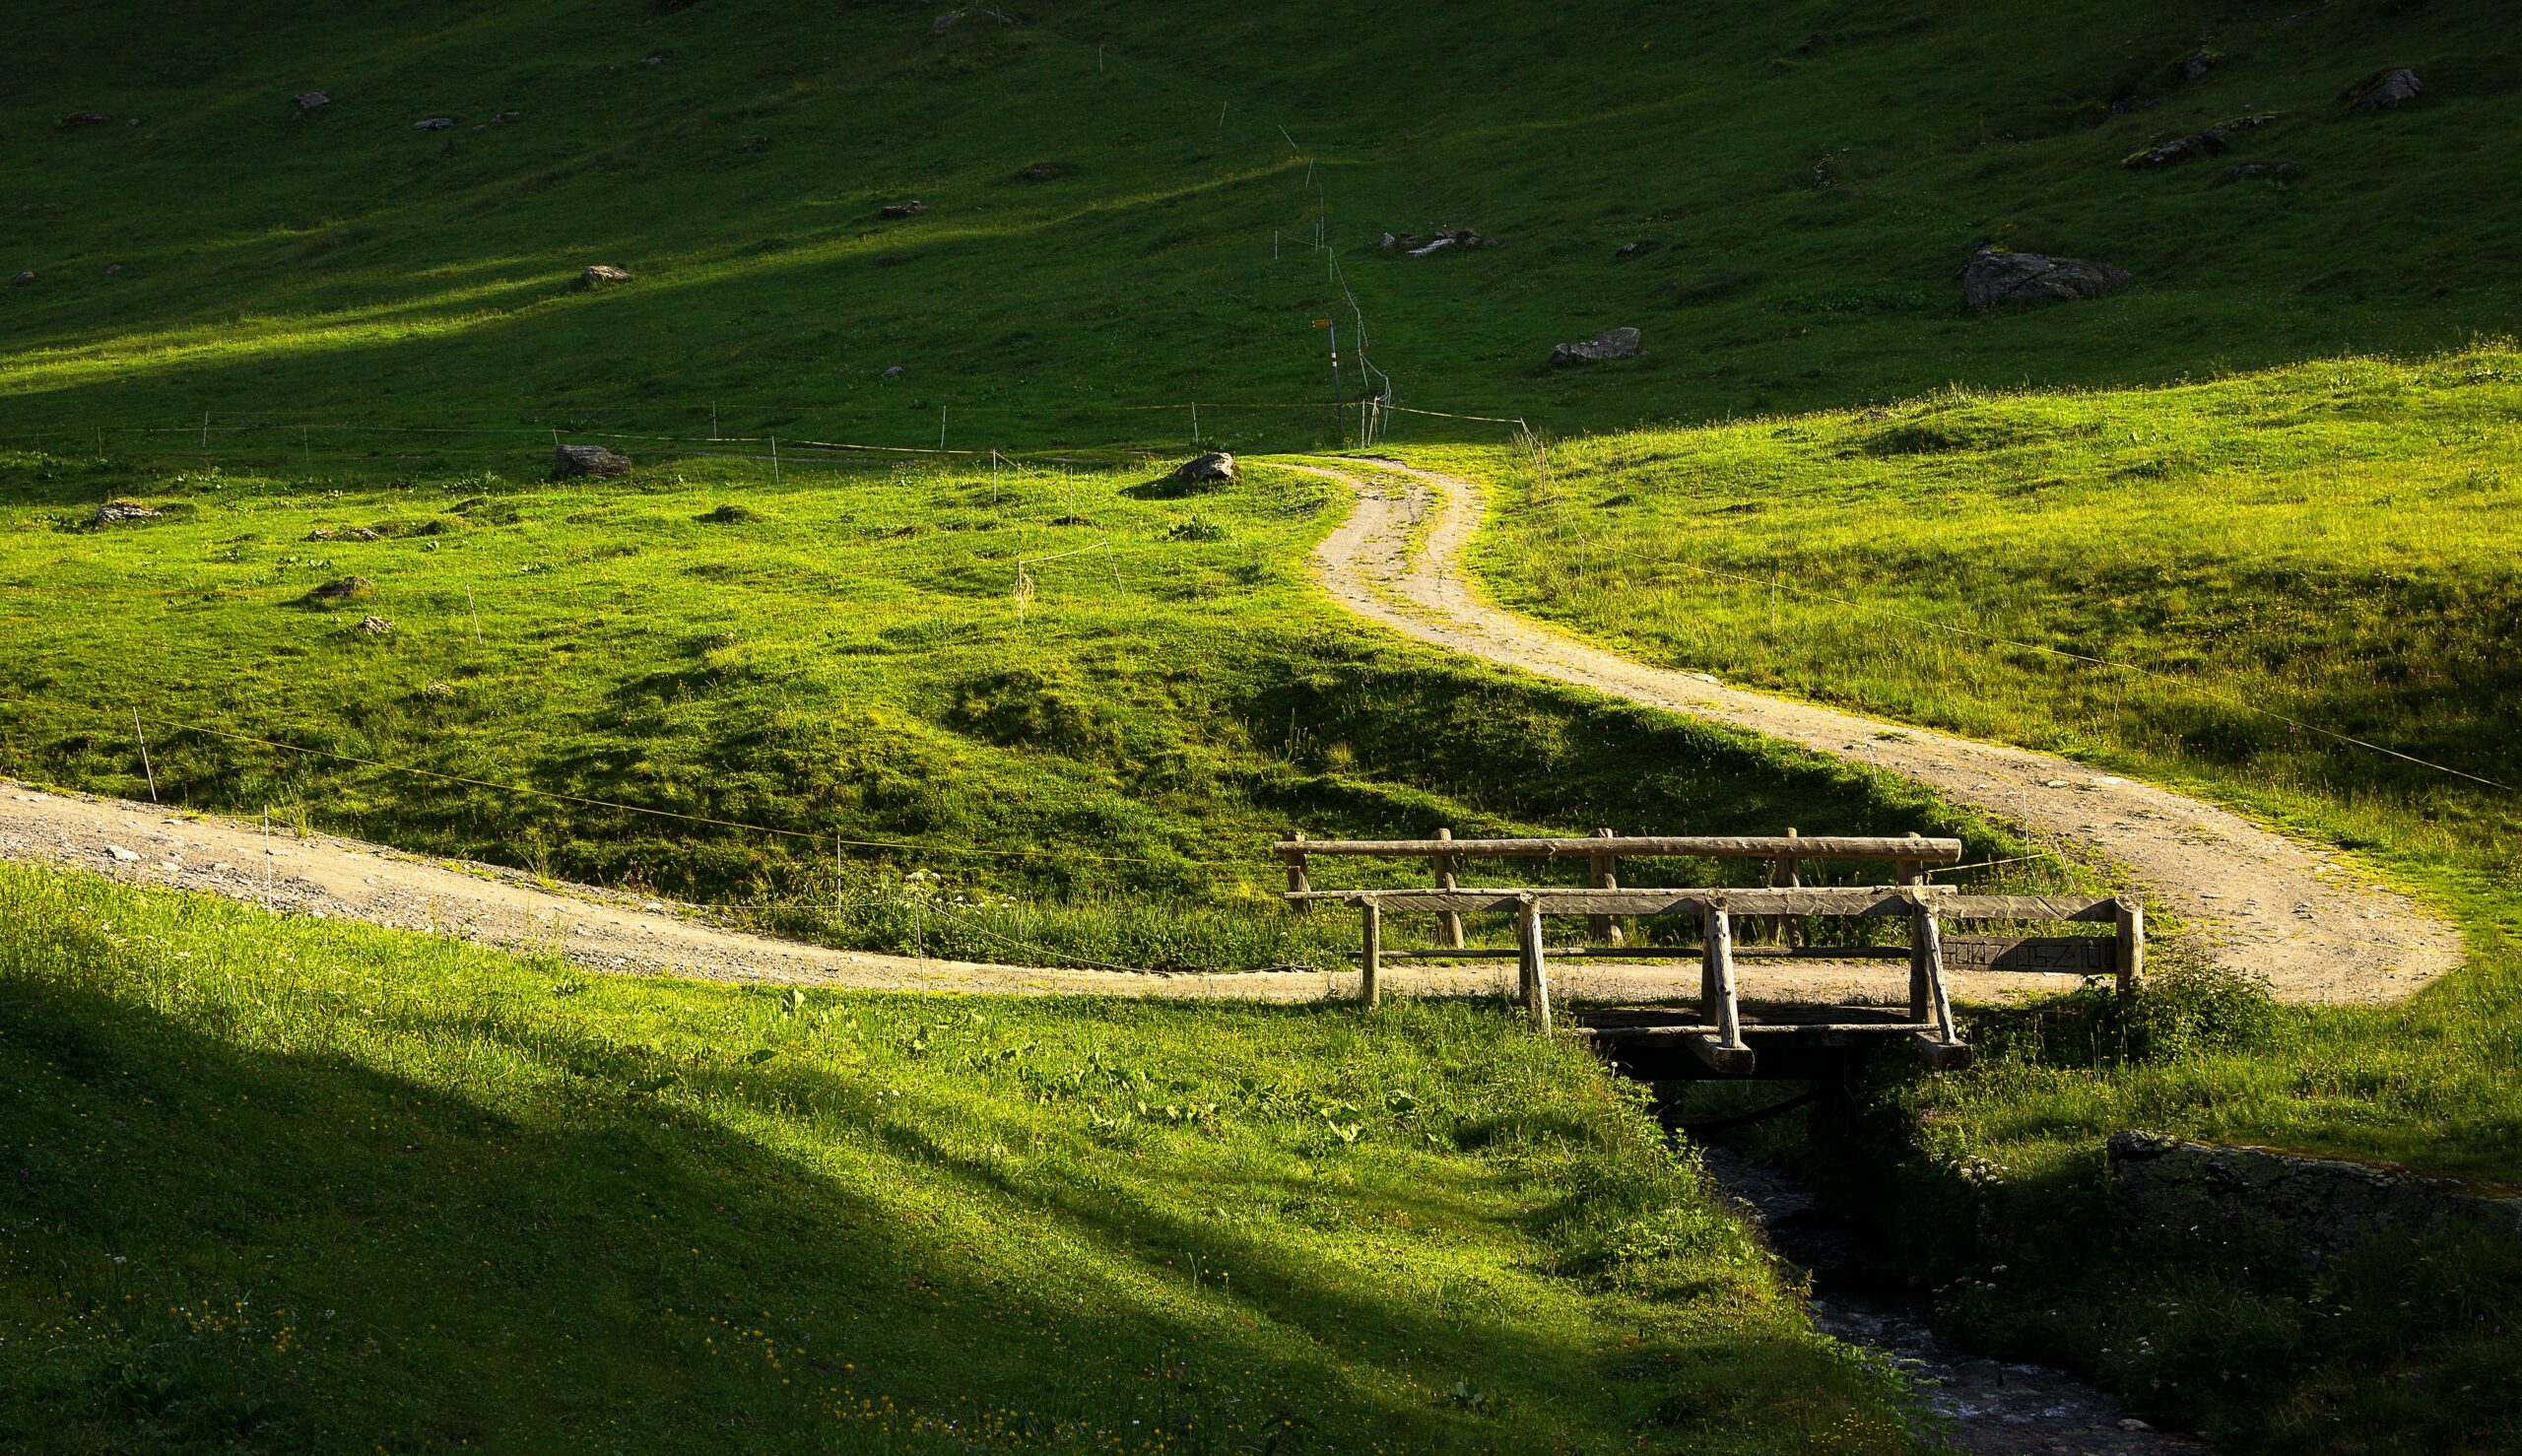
xmin=2122 ymin=115 xmax=2270 ymax=169
xmin=2110 ymin=1133 xmax=2522 ymax=1266
xmin=1550 ymin=327 xmax=1641 ymax=366
xmin=577 ymin=264 xmax=631 ymax=289
xmin=1375 ymin=229 xmax=1497 ymax=256
xmin=553 ymin=443 xmax=631 ymax=479
xmin=1173 ymin=452 xmax=1236 ymax=486
xmin=1960 ymin=246 xmax=2130 ymax=308
xmin=2347 ymin=68 xmax=2425 ymax=111
xmin=88 ymin=502 xmax=162 ymax=528
xmin=2216 ymin=160 xmax=2302 ymax=186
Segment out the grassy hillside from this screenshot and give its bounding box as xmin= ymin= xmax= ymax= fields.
xmin=1470 ymin=345 xmax=2521 ymax=867
xmin=4 ymin=0 xmax=2516 ymax=446
xmin=0 ymin=861 xmax=1921 ymax=1452
xmin=1465 ymin=347 xmax=2522 ymax=1447
xmin=0 ymin=444 xmax=2033 ymax=968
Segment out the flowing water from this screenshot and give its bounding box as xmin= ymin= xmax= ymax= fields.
xmin=1699 ymin=1148 xmax=2210 ymax=1455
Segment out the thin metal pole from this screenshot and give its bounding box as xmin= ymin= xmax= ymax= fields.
xmin=466 ymin=587 xmax=482 ymax=644
xmin=132 ymin=707 xmax=157 ymax=803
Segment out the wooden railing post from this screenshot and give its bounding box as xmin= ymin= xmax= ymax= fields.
xmin=1898 ymin=831 xmax=1927 ymax=1019
xmin=1286 ymin=829 xmax=1311 ymax=916
xmin=1433 ymin=827 xmax=1464 ymax=950
xmin=1768 ymin=825 xmax=1802 ymax=949
xmin=2115 ymin=896 xmax=2145 ymax=1002
xmin=1517 ymin=894 xmax=1551 ymax=1034
xmin=1360 ymin=897 xmax=1382 ymax=1009
xmin=1706 ymin=902 xmax=1741 ymax=1051
xmin=1909 ymin=890 xmax=1957 ymax=1043
xmin=1587 ymin=826 xmax=1624 ymax=948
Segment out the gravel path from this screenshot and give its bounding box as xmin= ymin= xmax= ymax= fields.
xmin=3 ymin=781 xmax=1988 ymax=1004
xmin=1299 ymin=461 xmax=2461 ymax=1005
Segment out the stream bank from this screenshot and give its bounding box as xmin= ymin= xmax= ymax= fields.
xmin=1695 ymin=1145 xmax=2207 ymax=1455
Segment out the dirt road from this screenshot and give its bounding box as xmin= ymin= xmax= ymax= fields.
xmin=6 ymin=780 xmax=2044 ymax=1005
xmin=1299 ymin=461 xmax=2461 ymax=1004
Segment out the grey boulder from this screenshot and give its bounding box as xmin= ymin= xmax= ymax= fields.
xmin=1550 ymin=327 xmax=1642 ymax=366
xmin=1961 ymin=246 xmax=2129 ymax=309
xmin=553 ymin=443 xmax=632 ymax=479
xmin=1174 ymin=452 xmax=1237 ymax=486
xmin=2347 ymin=68 xmax=2425 ymax=110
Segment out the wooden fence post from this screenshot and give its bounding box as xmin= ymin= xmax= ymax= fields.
xmin=1898 ymin=831 xmax=1927 ymax=1019
xmin=1768 ymin=825 xmax=1801 ymax=948
xmin=1517 ymin=894 xmax=1551 ymax=1034
xmin=1705 ymin=903 xmax=1741 ymax=1051
xmin=2115 ymin=897 xmax=2146 ymax=1002
xmin=1911 ymin=892 xmax=1957 ymax=1043
xmin=1587 ymin=827 xmax=1624 ymax=947
xmin=1360 ymin=897 xmax=1381 ymax=1009
xmin=1286 ymin=829 xmax=1311 ymax=916
xmin=1433 ymin=827 xmax=1464 ymax=950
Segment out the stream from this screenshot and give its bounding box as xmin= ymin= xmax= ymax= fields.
xmin=1698 ymin=1148 xmax=2210 ymax=1455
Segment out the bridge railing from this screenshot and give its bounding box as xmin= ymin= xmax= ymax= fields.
xmin=1275 ymin=833 xmax=2142 ymax=1075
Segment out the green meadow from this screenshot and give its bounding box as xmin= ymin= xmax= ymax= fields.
xmin=0 ymin=443 xmax=2024 ymax=971
xmin=4 ymin=0 xmax=2516 ymax=445
xmin=1462 ymin=348 xmax=2522 ymax=1449
xmin=7 ymin=0 xmax=2522 ymax=1449
xmin=0 ymin=861 xmax=1923 ymax=1453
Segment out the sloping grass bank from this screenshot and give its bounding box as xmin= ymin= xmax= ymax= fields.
xmin=1463 ymin=347 xmax=2522 ymax=1448
xmin=0 ymin=862 xmax=1919 ymax=1452
xmin=0 ymin=445 xmax=2028 ymax=970
xmin=6 ymin=0 xmax=2515 ymax=438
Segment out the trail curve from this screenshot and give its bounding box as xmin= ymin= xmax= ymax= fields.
xmin=1299 ymin=461 xmax=2459 ymax=1005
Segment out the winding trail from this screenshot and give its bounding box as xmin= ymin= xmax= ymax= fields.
xmin=1299 ymin=461 xmax=2460 ymax=1005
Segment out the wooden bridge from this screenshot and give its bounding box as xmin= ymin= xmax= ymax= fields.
xmin=1277 ymin=830 xmax=2142 ymax=1078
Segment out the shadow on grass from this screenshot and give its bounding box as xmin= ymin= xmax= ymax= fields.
xmin=0 ymin=960 xmax=1903 ymax=1453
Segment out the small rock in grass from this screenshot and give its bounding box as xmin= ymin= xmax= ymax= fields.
xmin=1615 ymin=241 xmax=1645 ymax=259
xmin=882 ymin=364 xmax=905 ymax=378
xmin=932 ymin=10 xmax=962 ymax=33
xmin=1173 ymin=452 xmax=1237 ymax=486
xmin=641 ymin=51 xmax=665 ymax=65
xmin=2122 ymin=114 xmax=2271 ymax=169
xmin=553 ymin=443 xmax=632 ymax=479
xmin=2347 ymin=68 xmax=2425 ymax=110
xmin=424 ymin=682 xmax=455 ymax=697
xmin=106 ymin=845 xmax=140 ymax=862
xmin=578 ymin=263 xmax=631 ymax=289
xmin=355 ymin=615 xmax=394 ymax=634
xmin=294 ymin=90 xmax=330 ymax=111
xmin=305 ymin=575 xmax=375 ymax=603
xmin=1960 ymin=245 xmax=2129 ymax=308
xmin=2176 ymin=49 xmax=2221 ymax=83
xmin=89 ymin=501 xmax=162 ymax=528
xmin=414 ymin=115 xmax=456 ymax=131
xmin=1018 ymin=160 xmax=1076 ymax=181
xmin=60 ymin=111 xmax=109 ymax=128
xmin=1550 ymin=326 xmax=1642 ymax=366
xmin=103 ymin=262 xmax=124 ymax=275
xmin=10 ymin=270 xmax=33 ymax=287
xmin=2216 ymin=160 xmax=2302 ymax=185
xmin=880 ymin=200 xmax=927 ymax=219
